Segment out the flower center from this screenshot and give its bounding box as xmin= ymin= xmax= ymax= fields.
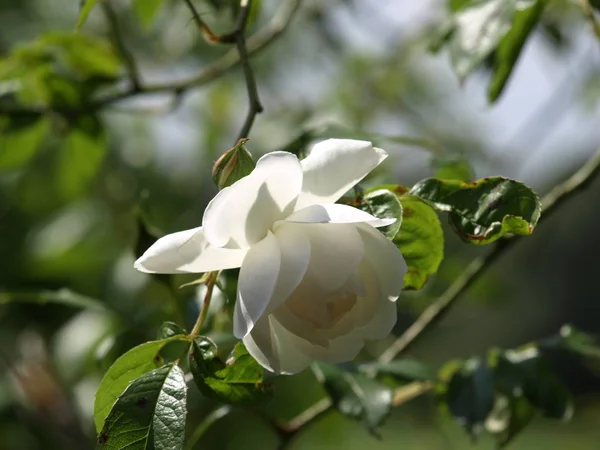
xmin=286 ymin=289 xmax=357 ymax=329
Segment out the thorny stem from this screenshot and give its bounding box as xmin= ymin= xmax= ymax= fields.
xmin=190 ymin=271 xmax=219 ymax=337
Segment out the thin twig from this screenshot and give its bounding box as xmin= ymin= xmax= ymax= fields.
xmin=183 ymin=0 xmax=236 ymax=44
xmin=379 ymin=145 xmax=600 ymax=364
xmin=275 ymin=145 xmax=600 ymax=437
xmin=579 ymin=0 xmax=600 ymax=40
xmin=101 ymin=1 xmax=141 ymax=91
xmin=190 ymin=271 xmax=218 ymax=337
xmin=235 ymin=28 xmax=264 ymax=140
xmin=185 ymin=405 xmax=232 ymax=450
xmin=0 ymin=0 xmax=299 ymax=116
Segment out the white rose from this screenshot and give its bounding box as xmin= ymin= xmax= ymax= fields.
xmin=134 ymin=139 xmax=407 ymax=374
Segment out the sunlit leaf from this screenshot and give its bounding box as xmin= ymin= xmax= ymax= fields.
xmin=56 ymin=122 xmax=107 ymax=200
xmin=489 ymin=0 xmax=548 ymax=102
xmin=77 ymin=0 xmax=100 ymax=29
xmin=313 ymin=362 xmax=393 ymax=436
xmin=94 ymin=336 xmax=191 ymax=432
xmin=189 ymin=339 xmax=271 ymax=405
xmin=449 ymin=0 xmax=517 ymax=81
xmin=410 ymin=177 xmax=541 ymax=245
xmin=97 ymin=364 xmax=187 ymax=450
xmin=395 ymin=195 xmax=444 ymax=289
xmin=0 ymin=116 xmax=48 ymax=170
xmin=133 ymin=0 xmax=164 ymax=29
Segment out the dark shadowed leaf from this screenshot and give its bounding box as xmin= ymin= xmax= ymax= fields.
xmin=410 ymin=177 xmax=541 ymax=245
xmin=443 ymin=357 xmax=495 ymax=437
xmin=395 ymin=195 xmax=444 ymax=289
xmin=157 ymin=322 xmax=187 ymax=340
xmin=314 ymin=362 xmax=393 ymax=436
xmin=97 ymin=364 xmax=187 ymax=450
xmin=485 ymin=394 xmax=535 ymax=448
xmin=189 ymin=338 xmax=272 ymax=405
xmin=94 ymin=336 xmax=191 ymax=432
xmin=488 ymin=0 xmax=548 ymax=102
xmin=358 ymin=188 xmax=403 ymax=239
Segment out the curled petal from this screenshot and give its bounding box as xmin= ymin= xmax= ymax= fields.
xmin=203 ymin=151 xmax=303 ymax=248
xmin=296 ymin=139 xmax=387 ymax=210
xmin=280 ymin=203 xmax=395 ymax=228
xmin=356 ymin=223 xmax=407 ymax=302
xmin=234 ymin=232 xmax=281 ymax=338
xmin=243 ymin=315 xmax=311 ymax=374
xmin=134 ymin=227 xmax=246 ymax=274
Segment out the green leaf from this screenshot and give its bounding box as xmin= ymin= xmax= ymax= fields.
xmin=542 ymin=325 xmax=600 ymax=360
xmin=358 ymin=358 xmax=434 ymax=381
xmin=443 ymin=357 xmax=495 ymax=437
xmin=488 ymin=0 xmax=548 ymax=102
xmin=395 ymin=195 xmax=444 ymax=289
xmin=189 ymin=339 xmax=272 ymax=405
xmin=133 ymin=0 xmax=164 ymax=29
xmin=56 ymin=124 xmax=107 ymax=200
xmin=485 ymin=394 xmax=535 ymax=448
xmin=409 ymin=177 xmax=541 ymax=245
xmin=94 ymin=336 xmax=190 ymax=432
xmin=157 ymin=322 xmax=187 ymax=340
xmin=97 ymin=364 xmax=187 ymax=450
xmin=358 ymin=189 xmax=403 ymax=239
xmin=449 ymin=0 xmax=517 ymax=80
xmin=0 ymin=288 xmax=106 ymax=311
xmin=0 ymin=117 xmax=48 ymax=170
xmin=77 ymin=0 xmax=100 ymax=29
xmin=496 ymin=349 xmax=572 ymax=420
xmin=432 ymin=157 xmax=474 ymax=181
xmin=313 ymin=362 xmax=393 ymax=436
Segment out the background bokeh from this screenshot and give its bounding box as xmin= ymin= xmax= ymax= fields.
xmin=1 ymin=0 xmax=600 ymax=448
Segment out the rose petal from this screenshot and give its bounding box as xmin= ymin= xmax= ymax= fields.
xmin=243 ymin=315 xmax=311 ymax=374
xmin=356 ymin=223 xmax=406 ymax=302
xmin=265 ymin=223 xmax=311 ymax=314
xmin=203 ymin=151 xmax=303 ymax=248
xmin=134 ymin=227 xmax=246 ymax=274
xmin=234 ymin=231 xmax=281 ymax=338
xmin=295 ymin=139 xmax=387 ymax=210
xmin=280 ymin=203 xmax=395 ymax=228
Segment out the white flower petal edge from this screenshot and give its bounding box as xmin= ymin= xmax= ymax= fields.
xmin=134 ymin=227 xmax=247 ymax=274
xmin=295 ymin=139 xmax=387 ymax=210
xmin=280 ymin=203 xmax=395 ymax=228
xmin=234 ymin=231 xmax=281 ymax=339
xmin=203 ymin=151 xmax=303 ymax=249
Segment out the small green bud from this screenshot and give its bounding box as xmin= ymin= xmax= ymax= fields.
xmin=212 ymin=138 xmax=256 ymax=190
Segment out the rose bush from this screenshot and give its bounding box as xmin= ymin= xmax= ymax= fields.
xmin=134 ymin=139 xmax=407 ymax=374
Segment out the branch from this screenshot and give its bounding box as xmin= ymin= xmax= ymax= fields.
xmin=0 ymin=0 xmax=299 ymax=116
xmin=578 ymin=0 xmax=600 ymax=41
xmin=102 ymin=1 xmax=141 ymax=91
xmin=378 ymin=144 xmax=600 ymax=364
xmin=274 ymin=144 xmax=600 ymax=441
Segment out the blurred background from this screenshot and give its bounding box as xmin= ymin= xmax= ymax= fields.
xmin=1 ymin=0 xmax=600 ymax=448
